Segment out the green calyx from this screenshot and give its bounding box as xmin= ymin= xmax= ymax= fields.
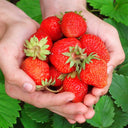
xmin=36 ymin=85 xmax=44 ymax=91
xmin=36 ymin=78 xmax=55 ymax=91
xmin=67 ymin=71 xmax=78 ymax=79
xmin=24 ymin=36 xmax=50 ymax=61
xmin=58 ymin=73 xmax=68 ymax=81
xmin=56 ymin=11 xmax=86 ymax=21
xmin=62 ymin=44 xmax=87 ymax=73
xmin=56 ymin=12 xmax=64 ymax=21
xmin=42 ymin=78 xmax=63 ymax=93
xmin=63 ymin=45 xmax=100 ymax=73
xmin=81 ymin=52 xmax=100 ymax=70
xmin=74 ymin=11 xmax=86 ymax=20
xmin=36 ymin=78 xmax=64 ymax=92
xmin=42 ymin=78 xmax=56 ymax=87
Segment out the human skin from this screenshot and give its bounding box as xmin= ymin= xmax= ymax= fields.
xmin=40 ymin=0 xmax=125 ymax=124
xmin=0 ymin=0 xmax=125 ymax=125
xmin=0 ymin=0 xmax=95 ymax=124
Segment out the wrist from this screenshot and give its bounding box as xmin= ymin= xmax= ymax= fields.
xmin=40 ymin=0 xmax=87 ymax=18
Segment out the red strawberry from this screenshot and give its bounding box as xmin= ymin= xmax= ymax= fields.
xmin=24 ymin=30 xmax=52 ymax=61
xmin=63 ymin=75 xmax=88 ymax=102
xmin=49 ymin=38 xmax=83 ymax=73
xmin=80 ymin=34 xmax=110 ymax=63
xmin=61 ymin=11 xmax=87 ymax=38
xmin=80 ymin=59 xmax=107 ymax=88
xmin=49 ymin=66 xmax=66 ymax=86
xmin=39 ymin=16 xmax=63 ymax=41
xmin=21 ymin=57 xmax=50 ymax=85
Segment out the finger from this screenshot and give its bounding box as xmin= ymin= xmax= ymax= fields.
xmin=48 ymin=102 xmax=88 ymax=116
xmin=51 ymin=109 xmax=86 ymax=124
xmin=0 ymin=44 xmax=36 ymax=92
xmin=66 ymin=118 xmax=76 ymax=124
xmin=5 ymin=84 xmax=75 ymax=108
xmin=74 ymin=114 xmax=86 ymax=124
xmin=84 ymin=94 xmax=99 ymax=107
xmin=106 ymin=38 xmax=125 ymax=68
xmin=84 ymin=107 xmax=95 ymax=119
xmin=47 ymin=102 xmax=89 ymax=123
xmin=4 ymin=67 xmax=36 ymax=92
xmin=99 ymin=25 xmax=125 ymax=68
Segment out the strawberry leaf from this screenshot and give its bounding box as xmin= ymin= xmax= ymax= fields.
xmin=0 ymin=83 xmax=21 ymax=128
xmin=109 ymin=73 xmax=128 ymax=112
xmin=16 ymin=0 xmax=42 ymax=23
xmin=87 ymin=95 xmax=114 ymax=128
xmin=0 ymin=70 xmax=4 ymax=84
xmin=87 ymin=0 xmax=128 ymax=26
xmin=52 ymin=113 xmax=72 ymax=128
xmin=117 ymin=63 xmax=128 ymax=76
xmin=108 ymin=106 xmax=128 ymax=128
xmin=24 ymin=103 xmax=51 ymax=123
xmin=20 ymin=108 xmax=44 ymax=128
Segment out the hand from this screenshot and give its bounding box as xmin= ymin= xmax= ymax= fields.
xmin=40 ymin=0 xmax=96 ymax=124
xmin=0 ymin=0 xmax=95 ymax=124
xmin=40 ymin=0 xmax=125 ymax=123
xmin=82 ymin=10 xmax=125 ymax=107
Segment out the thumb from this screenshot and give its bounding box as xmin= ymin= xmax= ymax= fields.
xmin=4 ymin=67 xmax=36 ymax=92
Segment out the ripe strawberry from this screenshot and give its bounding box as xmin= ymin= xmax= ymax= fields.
xmin=63 ymin=75 xmax=88 ymax=102
xmin=49 ymin=66 xmax=66 ymax=87
xmin=49 ymin=38 xmax=83 ymax=73
xmin=80 ymin=59 xmax=107 ymax=88
xmin=24 ymin=30 xmax=52 ymax=61
xmin=39 ymin=16 xmax=63 ymax=41
xmin=80 ymin=34 xmax=110 ymax=63
xmin=61 ymin=11 xmax=87 ymax=38
xmin=21 ymin=57 xmax=50 ymax=85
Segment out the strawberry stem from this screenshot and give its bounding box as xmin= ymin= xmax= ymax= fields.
xmin=45 ymin=86 xmax=63 ymax=93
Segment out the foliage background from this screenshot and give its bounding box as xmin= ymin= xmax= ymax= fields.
xmin=1 ymin=0 xmax=128 ymax=128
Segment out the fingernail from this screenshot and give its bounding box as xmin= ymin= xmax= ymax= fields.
xmin=23 ymin=83 xmax=33 ymax=92
xmin=67 ymin=95 xmax=75 ymax=102
xmin=107 ymin=65 xmax=114 ymax=74
xmin=67 ymin=98 xmax=74 ymax=102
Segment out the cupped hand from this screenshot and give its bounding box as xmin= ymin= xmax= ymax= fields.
xmin=40 ymin=0 xmax=125 ymax=122
xmin=82 ymin=10 xmax=125 ymax=106
xmin=0 ymin=1 xmax=95 ymax=124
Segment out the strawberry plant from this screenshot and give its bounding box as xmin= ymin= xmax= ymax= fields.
xmin=0 ymin=0 xmax=128 ymax=128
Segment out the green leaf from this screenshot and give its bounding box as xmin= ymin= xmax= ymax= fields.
xmin=109 ymin=73 xmax=128 ymax=112
xmin=13 ymin=118 xmax=24 ymax=128
xmin=0 ymin=70 xmax=4 ymax=84
xmin=104 ymin=18 xmax=128 ymax=65
xmin=77 ymin=122 xmax=94 ymax=128
xmin=87 ymin=0 xmax=128 ymax=26
xmin=122 ymin=47 xmax=128 ymax=65
xmin=16 ymin=0 xmax=42 ymax=23
xmin=0 ymin=83 xmax=21 ymax=128
xmin=24 ymin=103 xmax=51 ymax=123
xmin=52 ymin=113 xmax=72 ymax=128
xmin=87 ymin=95 xmax=115 ymax=128
xmin=20 ymin=109 xmax=43 ymax=128
xmin=117 ymin=63 xmax=128 ymax=75
xmin=108 ymin=106 xmax=128 ymax=128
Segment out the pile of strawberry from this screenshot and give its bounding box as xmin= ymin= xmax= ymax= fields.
xmin=21 ymin=11 xmax=110 ymax=102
